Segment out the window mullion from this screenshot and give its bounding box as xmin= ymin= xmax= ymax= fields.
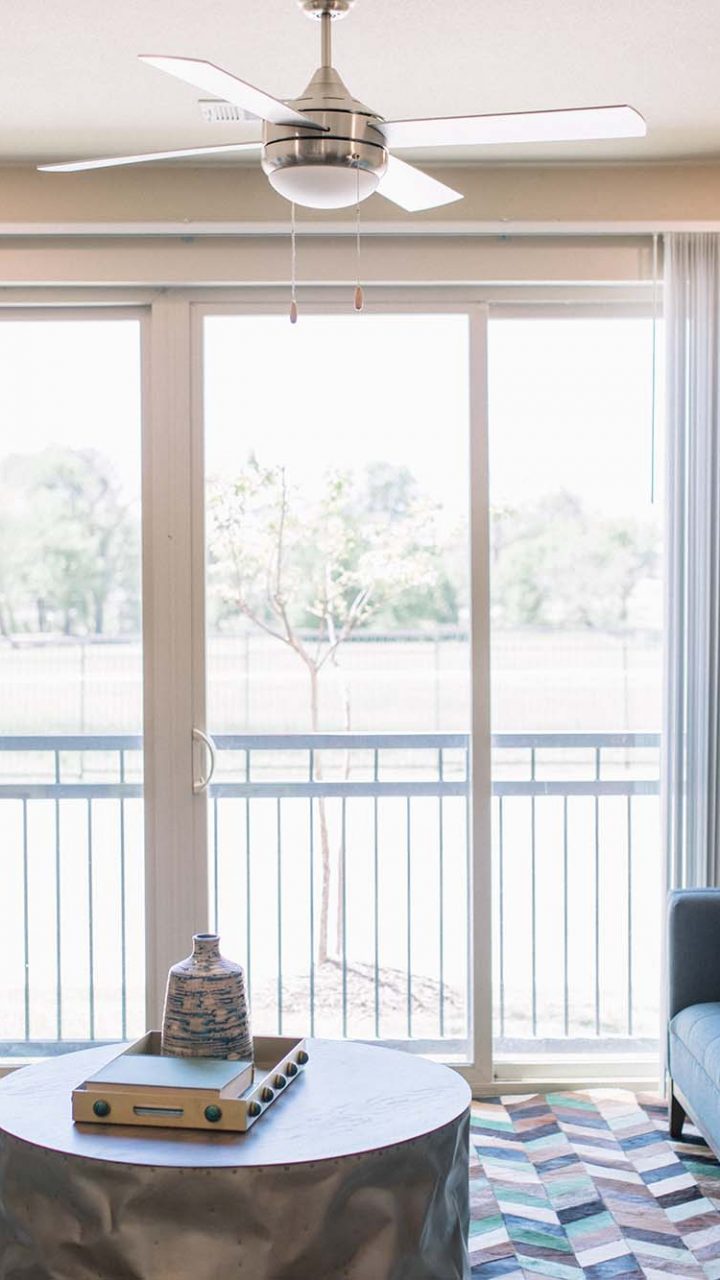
xmin=142 ymin=293 xmax=208 ymax=1031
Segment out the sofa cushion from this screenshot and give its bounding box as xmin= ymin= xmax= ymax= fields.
xmin=670 ymin=1002 xmax=720 ymax=1084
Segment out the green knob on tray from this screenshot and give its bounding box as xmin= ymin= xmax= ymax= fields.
xmin=286 ymin=1062 xmax=298 ymax=1077
xmin=274 ymin=1074 xmax=287 ymax=1089
xmin=93 ymin=1099 xmax=111 ymax=1118
xmin=204 ymin=1105 xmax=222 ymax=1123
xmin=248 ymin=1102 xmax=262 ymax=1118
xmin=261 ymin=1087 xmax=274 ymax=1103
xmin=297 ymin=1050 xmax=309 ymax=1065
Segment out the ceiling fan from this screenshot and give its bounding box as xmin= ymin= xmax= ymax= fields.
xmin=39 ymin=0 xmax=647 ymax=212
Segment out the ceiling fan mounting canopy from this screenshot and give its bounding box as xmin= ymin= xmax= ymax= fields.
xmin=298 ymin=0 xmax=355 ymax=19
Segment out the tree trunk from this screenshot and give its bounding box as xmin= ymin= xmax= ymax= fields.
xmin=619 ymin=599 xmax=631 ymax=768
xmin=93 ymin=594 xmax=104 ymax=636
xmin=311 ymin=665 xmax=333 ymax=967
xmin=334 ymin=663 xmax=352 ymax=958
xmin=0 ymin=597 xmax=17 ymax=645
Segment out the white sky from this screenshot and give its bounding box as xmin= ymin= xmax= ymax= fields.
xmin=0 ymin=319 xmax=142 ymax=501
xmin=205 ymin=313 xmax=659 ymax=520
xmin=204 ymin=313 xmax=470 ymax=517
xmin=0 ymin=312 xmax=658 ymax=523
xmin=489 ymin=317 xmax=660 ymax=517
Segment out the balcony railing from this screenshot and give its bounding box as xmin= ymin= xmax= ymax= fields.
xmin=0 ymin=735 xmax=144 ymax=1057
xmin=492 ymin=732 xmax=660 ymax=1055
xmin=0 ymin=731 xmax=660 ymax=1058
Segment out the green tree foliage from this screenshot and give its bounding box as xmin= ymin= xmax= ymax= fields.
xmin=0 ymin=447 xmax=139 ymax=636
xmin=491 ymin=492 xmax=660 ymax=631
xmin=208 ymin=457 xmax=460 ymax=653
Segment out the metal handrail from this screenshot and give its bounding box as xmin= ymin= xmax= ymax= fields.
xmin=0 ymin=731 xmax=659 ymax=750
xmin=0 ymin=730 xmax=660 ymax=799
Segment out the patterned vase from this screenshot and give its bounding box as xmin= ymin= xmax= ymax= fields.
xmin=161 ymin=933 xmax=253 ymax=1060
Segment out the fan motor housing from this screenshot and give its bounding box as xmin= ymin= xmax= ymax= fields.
xmin=261 ymin=65 xmax=388 ymax=206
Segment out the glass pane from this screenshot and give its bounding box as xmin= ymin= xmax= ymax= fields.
xmin=0 ymin=318 xmax=145 ymax=1054
xmin=488 ymin=315 xmax=662 ymax=1056
xmin=204 ymin=312 xmax=471 ymax=1060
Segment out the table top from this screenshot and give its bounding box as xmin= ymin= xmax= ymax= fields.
xmin=0 ymin=1038 xmax=470 ymax=1170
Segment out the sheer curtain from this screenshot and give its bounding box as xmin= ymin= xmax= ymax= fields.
xmin=664 ymin=232 xmax=720 ymax=888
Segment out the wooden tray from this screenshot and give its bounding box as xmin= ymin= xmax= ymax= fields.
xmin=72 ymin=1032 xmax=309 ymax=1132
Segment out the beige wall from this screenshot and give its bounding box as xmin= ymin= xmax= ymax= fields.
xmin=2 ymin=160 xmax=720 ymax=233
xmin=0 ymin=159 xmax=715 ymax=288
xmin=0 ymin=236 xmax=656 ymax=287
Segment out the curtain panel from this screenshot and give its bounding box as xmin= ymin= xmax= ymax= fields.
xmin=664 ymin=232 xmax=720 ymax=889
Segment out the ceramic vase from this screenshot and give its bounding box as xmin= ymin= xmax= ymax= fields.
xmin=161 ymin=933 xmax=253 ymax=1060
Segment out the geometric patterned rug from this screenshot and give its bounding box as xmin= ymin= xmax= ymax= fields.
xmin=469 ymin=1092 xmax=720 ymax=1278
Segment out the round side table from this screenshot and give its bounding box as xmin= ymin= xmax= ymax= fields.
xmin=0 ymin=1038 xmax=470 ymax=1280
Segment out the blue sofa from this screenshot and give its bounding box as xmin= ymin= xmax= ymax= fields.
xmin=668 ymin=889 xmax=720 ymax=1151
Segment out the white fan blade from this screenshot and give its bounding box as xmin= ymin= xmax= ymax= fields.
xmin=381 ymin=104 xmax=646 ymax=149
xmin=38 ymin=141 xmax=262 ymax=173
xmin=139 ymin=55 xmax=327 ymax=131
xmin=377 ymin=155 xmax=463 ymax=211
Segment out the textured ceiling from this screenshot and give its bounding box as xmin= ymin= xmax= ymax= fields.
xmin=4 ymin=0 xmax=720 ymax=165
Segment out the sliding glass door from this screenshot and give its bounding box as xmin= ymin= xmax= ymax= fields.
xmin=198 ymin=307 xmax=485 ymax=1068
xmin=487 ymin=312 xmax=662 ymax=1067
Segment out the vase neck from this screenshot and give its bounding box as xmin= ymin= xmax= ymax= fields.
xmin=192 ymin=933 xmax=221 ymax=963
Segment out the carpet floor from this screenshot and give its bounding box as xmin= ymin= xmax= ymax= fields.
xmin=469 ymin=1091 xmax=720 ymax=1278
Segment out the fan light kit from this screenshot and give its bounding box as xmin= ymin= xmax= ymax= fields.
xmin=38 ymin=0 xmax=647 ymax=313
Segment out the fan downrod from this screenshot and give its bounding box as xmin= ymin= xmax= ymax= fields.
xmin=298 ymin=0 xmax=355 ymax=19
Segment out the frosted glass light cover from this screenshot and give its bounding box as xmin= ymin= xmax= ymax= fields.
xmin=268 ymin=164 xmax=379 ymax=209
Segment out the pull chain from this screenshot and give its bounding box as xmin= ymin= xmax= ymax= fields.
xmin=289 ymin=202 xmax=298 ymax=325
xmin=354 ymin=164 xmax=364 ymax=312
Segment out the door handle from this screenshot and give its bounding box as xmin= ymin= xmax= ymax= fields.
xmin=192 ymin=728 xmax=217 ymax=794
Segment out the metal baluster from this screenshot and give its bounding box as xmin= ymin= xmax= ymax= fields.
xmin=22 ymin=798 xmax=29 ymax=1041
xmin=277 ymin=798 xmax=283 ymax=1035
xmin=530 ymin=748 xmax=537 ymax=1037
xmin=87 ymin=799 xmax=95 ymax=1041
xmin=407 ymin=796 xmax=412 ymax=1039
xmin=55 ymin=751 xmax=62 ymax=1040
xmin=309 ymin=749 xmax=315 ymax=1037
xmin=563 ymin=796 xmax=569 ymax=1038
xmin=438 ymin=748 xmax=445 ymax=1040
xmin=498 ymin=795 xmax=505 ymax=1039
xmin=594 ymin=747 xmax=601 ymax=1037
xmin=627 ymin=796 xmax=633 ymax=1038
xmin=373 ymin=748 xmax=380 ymax=1040
xmin=119 ymin=750 xmax=127 ymax=1040
xmin=213 ymin=796 xmax=219 ymax=933
xmin=341 ymin=798 xmax=347 ymax=1039
xmin=464 ymin=745 xmax=471 ymax=1050
xmin=245 ymin=751 xmax=252 ymax=1005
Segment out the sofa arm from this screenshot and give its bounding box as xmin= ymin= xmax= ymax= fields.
xmin=668 ymin=889 xmax=720 ymax=1021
